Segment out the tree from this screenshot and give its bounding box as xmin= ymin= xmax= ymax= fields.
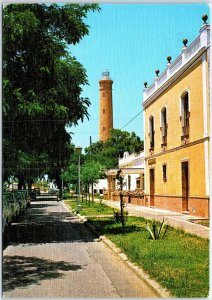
xmin=62 ymin=151 xmax=85 ymax=192
xmin=81 ymin=161 xmax=105 ymax=202
xmin=3 ymin=3 xmax=100 ymax=187
xmin=85 ymin=129 xmax=144 ymax=169
xmin=116 ymin=169 xmax=125 ymax=233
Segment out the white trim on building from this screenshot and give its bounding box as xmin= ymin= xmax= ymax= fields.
xmin=143 ymin=24 xmax=210 ymax=107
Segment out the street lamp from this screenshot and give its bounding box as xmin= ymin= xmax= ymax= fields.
xmin=61 ymin=168 xmax=64 ymax=199
xmin=75 ymin=146 xmax=82 ymax=212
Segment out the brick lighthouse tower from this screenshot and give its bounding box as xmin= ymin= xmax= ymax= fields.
xmin=99 ymin=70 xmax=113 ymax=141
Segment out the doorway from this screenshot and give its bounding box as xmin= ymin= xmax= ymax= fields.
xmin=150 ymin=168 xmax=155 ymax=207
xmin=182 ymin=161 xmax=189 ymax=212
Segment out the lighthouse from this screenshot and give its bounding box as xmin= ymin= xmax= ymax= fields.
xmin=99 ymin=70 xmax=113 ymax=141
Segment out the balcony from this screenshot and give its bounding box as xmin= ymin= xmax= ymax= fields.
xmin=161 ymin=135 xmax=167 ymax=147
xmin=181 ymin=125 xmax=189 ymax=141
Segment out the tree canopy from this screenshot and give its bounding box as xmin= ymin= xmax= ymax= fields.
xmin=85 ymin=129 xmax=144 ymax=169
xmin=3 ymin=3 xmax=100 ymax=187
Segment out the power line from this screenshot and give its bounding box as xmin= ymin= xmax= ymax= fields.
xmin=121 ymin=109 xmax=144 ymax=130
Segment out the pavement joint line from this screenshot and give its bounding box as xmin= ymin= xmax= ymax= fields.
xmin=62 ymin=200 xmax=172 ymax=298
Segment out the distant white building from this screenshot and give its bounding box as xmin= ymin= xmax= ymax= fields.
xmin=104 ymin=151 xmax=145 ymax=200
xmin=119 ymin=151 xmax=145 ymax=191
xmin=90 ymin=179 xmax=108 ymax=195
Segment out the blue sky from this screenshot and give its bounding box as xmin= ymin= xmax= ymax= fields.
xmin=67 ymin=3 xmax=210 ymax=150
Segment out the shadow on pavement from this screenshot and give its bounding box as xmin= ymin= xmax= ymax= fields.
xmin=3 ymin=201 xmax=97 ymax=248
xmin=3 ymin=255 xmax=84 ymax=292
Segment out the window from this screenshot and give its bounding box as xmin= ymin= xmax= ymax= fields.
xmin=103 ymin=127 xmax=106 ymax=131
xmin=163 ymin=164 xmax=167 ymax=182
xmin=149 ymin=116 xmax=154 ymax=151
xmin=181 ymin=91 xmax=190 ymax=139
xmin=103 ymin=109 xmax=106 ymax=114
xmin=161 ymin=107 xmax=167 ymax=146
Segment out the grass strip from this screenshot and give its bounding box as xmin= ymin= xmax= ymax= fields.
xmin=64 ymin=199 xmax=119 ymax=216
xmin=66 ymin=200 xmax=209 ymax=298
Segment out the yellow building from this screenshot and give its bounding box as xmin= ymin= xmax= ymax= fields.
xmin=143 ymin=15 xmax=210 ymax=218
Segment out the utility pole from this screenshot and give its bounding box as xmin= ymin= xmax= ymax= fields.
xmin=90 ymin=136 xmax=94 ymax=202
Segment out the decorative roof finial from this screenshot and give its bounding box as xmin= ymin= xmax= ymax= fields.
xmin=155 ymin=69 xmax=160 ymax=77
xmin=182 ymin=38 xmax=188 ymax=47
xmin=167 ymin=56 xmax=172 ymax=64
xmin=202 ymin=14 xmax=208 ymax=24
xmin=144 ymin=82 xmax=148 ymax=88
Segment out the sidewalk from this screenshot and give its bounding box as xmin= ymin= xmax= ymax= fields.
xmin=100 ymin=199 xmax=210 ymax=239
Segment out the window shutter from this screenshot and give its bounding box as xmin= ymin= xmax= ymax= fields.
xmin=181 ymin=100 xmax=185 ymax=127
xmin=161 ymin=111 xmax=165 ymax=137
xmin=149 ymin=118 xmax=153 ymax=144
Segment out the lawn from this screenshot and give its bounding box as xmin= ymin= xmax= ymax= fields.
xmin=65 ymin=200 xmax=209 ymax=298
xmin=64 ymin=199 xmax=119 ymax=216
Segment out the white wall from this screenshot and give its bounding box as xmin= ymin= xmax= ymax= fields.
xmin=89 ymin=179 xmax=108 ymax=195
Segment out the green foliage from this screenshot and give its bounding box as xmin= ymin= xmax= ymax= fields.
xmin=65 ymin=200 xmax=118 ymax=216
xmin=81 ymin=161 xmax=105 ymax=185
xmin=144 ymin=218 xmax=168 ymax=240
xmin=86 ymin=215 xmax=209 ymax=298
xmin=63 ymin=151 xmax=85 ymax=188
xmin=62 ymin=192 xmax=71 ymax=199
xmin=113 ymin=210 xmax=128 ymax=223
xmin=3 ymin=3 xmax=100 ymax=186
xmin=85 ymin=129 xmax=144 ymax=169
xmin=34 ymin=179 xmax=48 ymax=191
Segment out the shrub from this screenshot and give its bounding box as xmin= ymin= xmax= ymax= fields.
xmin=144 ymin=218 xmax=168 ymax=240
xmin=63 ymin=192 xmax=70 ymax=199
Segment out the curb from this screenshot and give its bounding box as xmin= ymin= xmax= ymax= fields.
xmin=99 ymin=235 xmax=172 ymax=298
xmin=62 ymin=200 xmax=172 ymax=298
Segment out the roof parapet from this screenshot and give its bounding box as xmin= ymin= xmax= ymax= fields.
xmin=143 ymin=16 xmax=210 ymax=105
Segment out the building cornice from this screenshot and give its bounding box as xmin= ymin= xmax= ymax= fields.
xmin=145 ymin=137 xmax=209 ymax=161
xmin=106 ymin=167 xmax=144 ymax=176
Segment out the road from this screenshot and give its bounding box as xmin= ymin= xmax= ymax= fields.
xmin=3 ymin=200 xmax=158 ymax=298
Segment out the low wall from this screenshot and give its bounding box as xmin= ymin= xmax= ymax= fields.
xmin=144 ymin=195 xmax=209 ymax=218
xmin=188 ymin=197 xmax=209 ymax=218
xmin=129 ymin=197 xmax=145 ymax=206
xmin=104 ymin=190 xmax=209 ymax=219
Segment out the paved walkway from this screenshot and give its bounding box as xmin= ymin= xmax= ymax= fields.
xmin=3 ymin=200 xmax=159 ymax=298
xmin=100 ymin=200 xmax=210 ymax=239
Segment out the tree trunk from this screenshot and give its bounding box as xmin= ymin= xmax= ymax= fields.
xmin=27 ymin=179 xmax=33 ymax=192
xmin=85 ymin=185 xmax=88 ymax=203
xmin=120 ymin=192 xmax=125 ymax=233
xmin=120 ymin=177 xmax=125 ymax=233
xmin=55 ymin=175 xmax=62 ymax=197
xmin=88 ymin=185 xmax=90 ymax=205
xmin=91 ymin=181 xmax=94 ymax=202
xmin=18 ymin=176 xmax=25 ymax=190
xmin=81 ymin=188 xmax=84 ymax=202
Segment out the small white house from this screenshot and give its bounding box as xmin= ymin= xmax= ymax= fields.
xmin=118 ymin=151 xmax=145 ymax=190
xmin=89 ymin=179 xmax=108 ymax=195
xmin=105 ymin=151 xmax=145 ymax=200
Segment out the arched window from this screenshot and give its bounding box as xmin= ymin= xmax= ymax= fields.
xmin=149 ymin=115 xmax=154 ymax=150
xmin=180 ymin=91 xmax=190 ymax=138
xmin=161 ymin=107 xmax=167 ymax=146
